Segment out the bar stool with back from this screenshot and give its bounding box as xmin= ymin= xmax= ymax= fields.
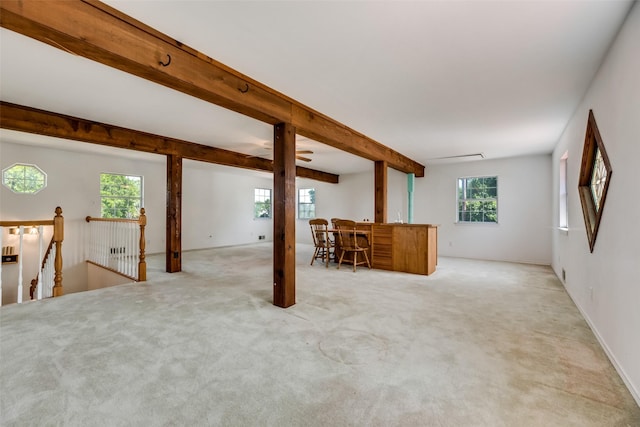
xmin=334 ymin=219 xmax=371 ymax=272
xmin=309 ymin=218 xmax=333 ymax=267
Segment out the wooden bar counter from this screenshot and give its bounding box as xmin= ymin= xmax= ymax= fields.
xmin=353 ymin=222 xmax=438 ymax=275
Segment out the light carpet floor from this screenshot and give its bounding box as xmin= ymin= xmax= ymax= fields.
xmin=1 ymin=243 xmax=639 ymax=426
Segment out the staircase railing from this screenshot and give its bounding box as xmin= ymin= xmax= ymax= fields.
xmin=85 ymin=208 xmax=146 ymax=282
xmin=30 ymin=236 xmax=55 ymax=300
xmin=0 ymin=207 xmax=64 ymax=305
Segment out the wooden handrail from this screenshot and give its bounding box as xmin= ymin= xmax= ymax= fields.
xmin=1 ymin=207 xmax=63 ymax=302
xmin=85 ymin=216 xmax=139 ymax=223
xmin=85 ymin=208 xmax=147 ymax=282
xmin=30 ymin=236 xmax=55 ymax=300
xmin=0 ymin=220 xmax=54 ymax=227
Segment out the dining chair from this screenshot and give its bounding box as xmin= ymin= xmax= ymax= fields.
xmin=334 ymin=219 xmax=371 ymax=272
xmin=309 ymin=218 xmax=333 ymax=268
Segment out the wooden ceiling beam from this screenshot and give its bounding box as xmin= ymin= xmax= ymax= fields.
xmin=0 ymin=0 xmax=424 ymax=177
xmin=0 ymin=102 xmax=339 ymax=184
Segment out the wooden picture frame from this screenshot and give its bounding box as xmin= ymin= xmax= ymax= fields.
xmin=578 ymin=110 xmax=612 ymax=253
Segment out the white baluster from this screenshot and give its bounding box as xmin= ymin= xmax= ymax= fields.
xmin=118 ymin=222 xmax=124 ymax=274
xmin=17 ymin=226 xmax=24 ymax=304
xmin=37 ymin=225 xmax=44 ymax=300
xmin=130 ymin=222 xmax=136 ymax=278
xmin=125 ymin=222 xmax=133 ymax=277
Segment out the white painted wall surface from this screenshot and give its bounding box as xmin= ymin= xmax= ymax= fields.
xmin=412 ymin=155 xmax=552 ymax=265
xmin=551 ymin=3 xmax=640 ymax=404
xmin=182 ymin=160 xmax=273 ymax=249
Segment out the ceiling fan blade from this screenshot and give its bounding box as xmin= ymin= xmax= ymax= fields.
xmin=296 ymin=155 xmax=312 ymax=162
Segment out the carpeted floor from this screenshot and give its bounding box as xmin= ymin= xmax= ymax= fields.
xmin=1 ymin=243 xmax=639 ymax=426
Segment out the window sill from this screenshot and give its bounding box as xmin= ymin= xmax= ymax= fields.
xmin=558 ymin=227 xmax=569 ymax=235
xmin=455 ymin=221 xmax=499 ymax=226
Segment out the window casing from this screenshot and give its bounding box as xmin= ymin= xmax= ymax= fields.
xmin=2 ymin=163 xmax=47 ymax=194
xmin=559 ymin=152 xmax=568 ymax=229
xmin=254 ymin=188 xmax=272 ymax=219
xmin=298 ymin=188 xmax=316 ymax=219
xmin=457 ymin=176 xmax=498 ymax=223
xmin=578 ymin=110 xmax=612 ymax=252
xmin=100 ymin=173 xmax=143 ymax=218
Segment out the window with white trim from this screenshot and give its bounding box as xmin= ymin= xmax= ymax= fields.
xmin=2 ymin=163 xmax=47 ymax=194
xmin=100 ymin=173 xmax=143 ymax=218
xmin=298 ymin=188 xmax=315 ymax=219
xmin=254 ymin=188 xmax=272 ymax=218
xmin=559 ymin=152 xmax=568 ymax=229
xmin=457 ymin=176 xmax=498 ymax=223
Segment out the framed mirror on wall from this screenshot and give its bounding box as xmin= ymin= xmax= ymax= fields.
xmin=578 ymin=110 xmax=613 ymax=253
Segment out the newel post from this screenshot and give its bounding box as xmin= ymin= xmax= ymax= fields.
xmin=53 ymin=207 xmax=64 ymax=297
xmin=138 ymin=208 xmax=147 ymax=281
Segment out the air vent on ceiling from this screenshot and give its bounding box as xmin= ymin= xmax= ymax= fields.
xmin=426 ymin=153 xmax=485 ymax=163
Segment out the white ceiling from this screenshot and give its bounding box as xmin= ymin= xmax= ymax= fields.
xmin=0 ymin=0 xmax=634 ymax=176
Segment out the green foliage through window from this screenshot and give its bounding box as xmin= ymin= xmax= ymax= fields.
xmin=457 ymin=176 xmax=498 ymax=223
xmin=298 ymin=188 xmax=316 ymax=219
xmin=101 ymin=173 xmax=143 ymax=218
xmin=254 ymin=188 xmax=271 ymax=218
xmin=2 ymin=163 xmax=47 ymax=194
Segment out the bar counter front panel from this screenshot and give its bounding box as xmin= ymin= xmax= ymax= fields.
xmin=334 ymin=223 xmax=438 ymax=275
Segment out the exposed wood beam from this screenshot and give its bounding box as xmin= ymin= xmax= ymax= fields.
xmin=0 ymin=0 xmax=425 ymax=177
xmin=0 ymin=101 xmax=339 ymax=184
xmin=375 ymin=161 xmax=388 ymax=223
xmin=166 ymin=155 xmax=182 ymax=273
xmin=272 ymin=123 xmax=296 ymax=308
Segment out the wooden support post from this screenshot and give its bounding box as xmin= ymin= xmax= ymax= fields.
xmin=52 ymin=207 xmax=64 ymax=297
xmin=375 ymin=161 xmax=388 ymax=224
xmin=138 ymin=208 xmax=147 ymax=281
xmin=166 ymin=155 xmax=182 ymax=273
xmin=273 ymin=123 xmax=296 ymax=308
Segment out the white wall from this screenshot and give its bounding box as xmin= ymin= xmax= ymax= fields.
xmin=318 ymin=154 xmax=552 ymax=266
xmin=182 ymin=160 xmax=273 ymax=249
xmin=551 ymin=3 xmax=640 ymax=404
xmin=407 ymin=155 xmax=551 ymax=265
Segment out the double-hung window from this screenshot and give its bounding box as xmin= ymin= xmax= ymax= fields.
xmin=298 ymin=188 xmax=315 ymax=219
xmin=100 ymin=173 xmax=143 ymax=218
xmin=457 ymin=176 xmax=498 ymax=223
xmin=254 ymin=188 xmax=272 ymax=219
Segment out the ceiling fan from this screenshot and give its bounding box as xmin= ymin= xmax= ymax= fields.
xmin=251 ymin=142 xmax=314 ymax=162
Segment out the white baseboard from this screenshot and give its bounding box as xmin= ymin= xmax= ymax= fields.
xmin=560 ymin=278 xmax=640 ymax=407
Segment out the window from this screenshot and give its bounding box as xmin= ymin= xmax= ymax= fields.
xmin=559 ymin=152 xmax=568 ymax=229
xmin=457 ymin=176 xmax=498 ymax=223
xmin=254 ymin=188 xmax=272 ymax=218
xmin=100 ymin=173 xmax=143 ymax=218
xmin=298 ymin=188 xmax=316 ymax=219
xmin=578 ymin=110 xmax=612 ymax=252
xmin=2 ymin=163 xmax=47 ymax=194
